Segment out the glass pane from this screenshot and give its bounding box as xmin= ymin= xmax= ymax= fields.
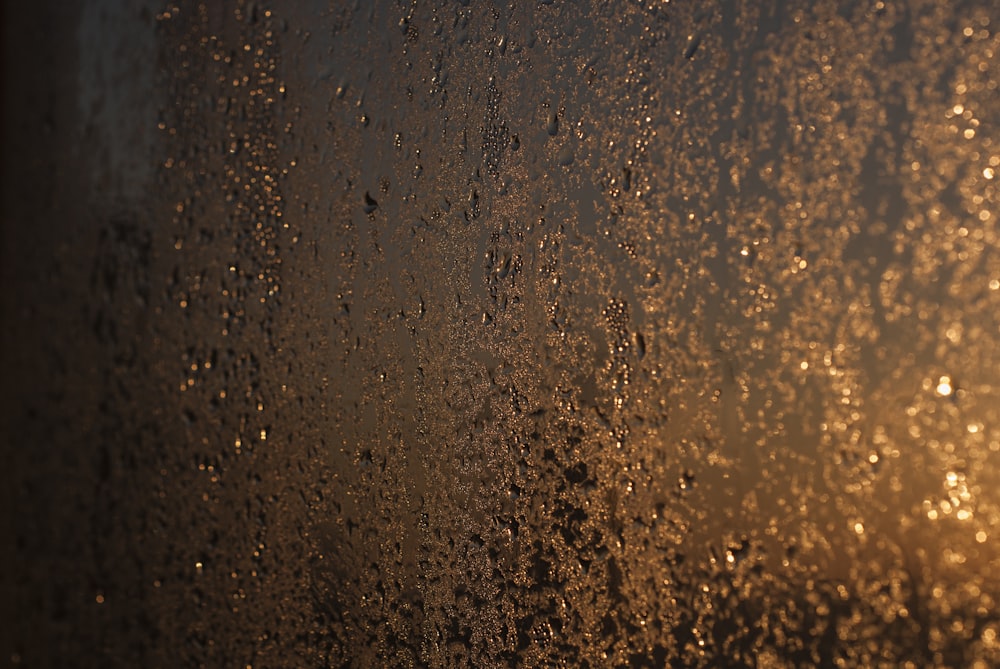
xmin=4 ymin=1 xmax=998 ymax=666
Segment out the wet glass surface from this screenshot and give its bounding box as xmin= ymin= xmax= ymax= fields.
xmin=3 ymin=0 xmax=1000 ymax=666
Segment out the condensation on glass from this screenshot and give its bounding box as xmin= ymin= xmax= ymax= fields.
xmin=5 ymin=0 xmax=1000 ymax=667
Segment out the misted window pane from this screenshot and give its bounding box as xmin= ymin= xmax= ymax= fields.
xmin=4 ymin=1 xmax=998 ymax=667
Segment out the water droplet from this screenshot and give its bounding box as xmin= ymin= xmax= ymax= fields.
xmin=363 ymin=191 xmax=379 ymax=213
xmin=546 ymin=111 xmax=559 ymax=136
xmin=557 ymin=146 xmax=574 ymax=166
xmin=684 ymin=33 xmax=702 ymax=59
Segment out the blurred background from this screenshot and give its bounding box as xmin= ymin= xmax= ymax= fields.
xmin=3 ymin=1 xmax=1000 ymax=666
